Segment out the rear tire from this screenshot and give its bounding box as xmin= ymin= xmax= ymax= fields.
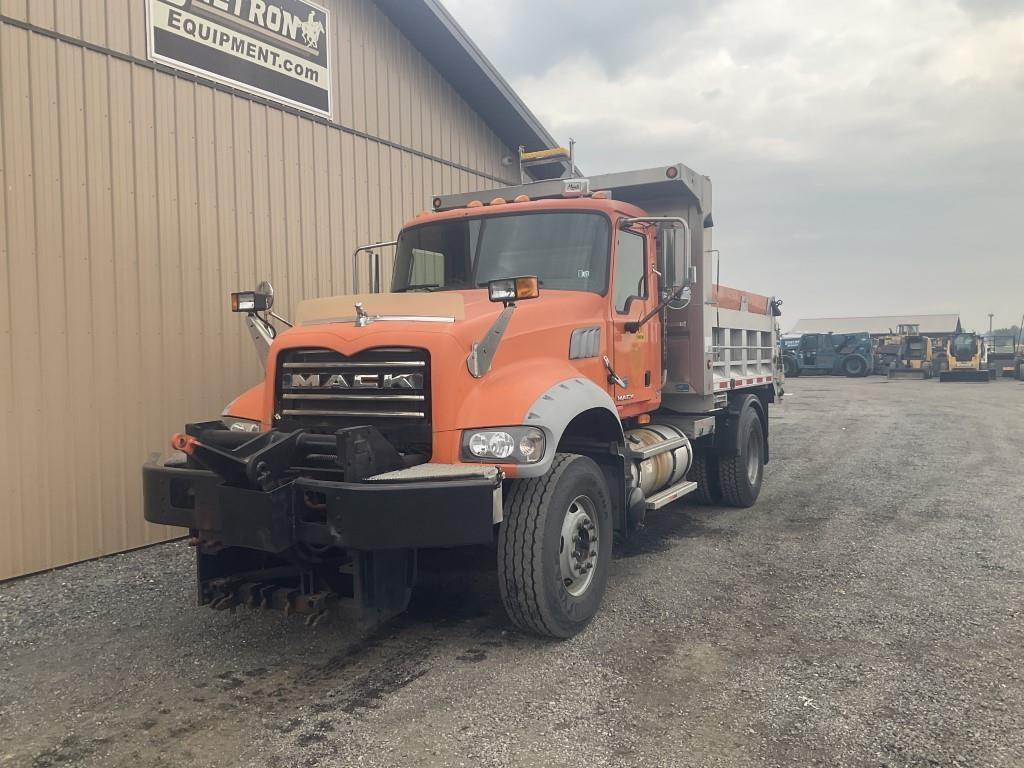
xmin=718 ymin=406 xmax=765 ymax=508
xmin=689 ymin=450 xmax=722 ymax=505
xmin=782 ymin=356 xmax=798 ymax=377
xmin=497 ymin=453 xmax=613 ymax=638
xmin=842 ymin=355 xmax=868 ymax=377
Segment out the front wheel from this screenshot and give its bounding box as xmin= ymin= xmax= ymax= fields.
xmin=843 ymin=355 xmax=868 ymax=377
xmin=718 ymin=405 xmax=765 ymax=508
xmin=689 ymin=449 xmax=722 ymax=505
xmin=497 ymin=454 xmax=613 ymax=638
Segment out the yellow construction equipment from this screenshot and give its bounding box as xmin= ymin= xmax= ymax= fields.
xmin=938 ymin=332 xmax=995 ymax=382
xmin=888 ymin=325 xmax=935 ymax=379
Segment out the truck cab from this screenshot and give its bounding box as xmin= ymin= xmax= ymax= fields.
xmin=144 ymin=164 xmax=781 ymax=637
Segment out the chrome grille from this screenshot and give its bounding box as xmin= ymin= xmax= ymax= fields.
xmin=276 ymin=348 xmax=430 ymax=433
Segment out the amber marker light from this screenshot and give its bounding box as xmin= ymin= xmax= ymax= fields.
xmin=515 ymin=276 xmax=540 ymax=300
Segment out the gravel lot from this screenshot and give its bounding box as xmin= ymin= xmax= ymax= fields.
xmin=2 ymin=376 xmax=1022 ymax=768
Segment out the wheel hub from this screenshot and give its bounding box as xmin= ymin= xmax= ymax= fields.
xmin=559 ymin=496 xmax=599 ymax=597
xmin=746 ymin=425 xmax=762 ymax=485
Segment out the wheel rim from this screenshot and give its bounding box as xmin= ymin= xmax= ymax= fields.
xmin=746 ymin=424 xmax=762 ymax=485
xmin=559 ymin=495 xmax=599 ymax=597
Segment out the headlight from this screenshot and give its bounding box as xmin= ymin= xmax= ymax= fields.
xmin=462 ymin=426 xmax=546 ymax=464
xmin=221 ymin=416 xmax=262 ymax=433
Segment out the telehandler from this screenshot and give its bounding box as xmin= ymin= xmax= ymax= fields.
xmin=781 ymin=332 xmax=873 ymax=377
xmin=143 ymin=163 xmax=781 ymax=637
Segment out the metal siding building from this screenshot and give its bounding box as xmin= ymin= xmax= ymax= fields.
xmin=789 ymin=314 xmax=963 ymax=337
xmin=0 ymin=0 xmax=558 ymax=580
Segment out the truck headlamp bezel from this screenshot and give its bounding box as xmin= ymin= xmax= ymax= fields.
xmin=461 ymin=426 xmax=546 ymax=464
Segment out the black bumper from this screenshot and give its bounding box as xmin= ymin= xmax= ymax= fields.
xmin=143 ymin=462 xmax=501 ymax=552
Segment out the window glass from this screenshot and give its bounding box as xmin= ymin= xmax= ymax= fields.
xmin=408 ymin=249 xmax=445 ymax=287
xmin=613 ymin=231 xmax=646 ymax=313
xmin=392 ymin=212 xmax=610 ymax=294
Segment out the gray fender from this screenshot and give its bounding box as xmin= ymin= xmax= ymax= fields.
xmin=517 ymin=377 xmax=623 ymax=478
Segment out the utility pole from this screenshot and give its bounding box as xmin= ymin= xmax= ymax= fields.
xmin=988 ymin=313 xmax=994 ymax=338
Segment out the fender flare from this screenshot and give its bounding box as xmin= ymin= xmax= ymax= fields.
xmin=516 ymin=377 xmax=623 ymax=478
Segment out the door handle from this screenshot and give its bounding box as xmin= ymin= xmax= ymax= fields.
xmin=602 ymin=356 xmax=628 ymax=388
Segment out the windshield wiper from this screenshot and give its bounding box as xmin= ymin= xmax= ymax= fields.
xmin=396 ymin=283 xmax=442 ymax=292
xmin=475 ymin=279 xmax=545 ymax=287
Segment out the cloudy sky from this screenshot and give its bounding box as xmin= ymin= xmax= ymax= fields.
xmin=444 ymin=0 xmax=1023 ymax=332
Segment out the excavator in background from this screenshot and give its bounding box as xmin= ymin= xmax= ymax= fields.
xmin=939 ymin=332 xmax=994 ymax=382
xmin=887 ymin=325 xmax=934 ymax=380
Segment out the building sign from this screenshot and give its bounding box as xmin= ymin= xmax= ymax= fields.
xmin=147 ymin=0 xmax=332 ymax=118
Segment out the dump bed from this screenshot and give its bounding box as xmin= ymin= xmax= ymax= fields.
xmin=435 ymin=165 xmax=779 ymax=412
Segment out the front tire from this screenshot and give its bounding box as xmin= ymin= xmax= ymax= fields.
xmin=843 ymin=355 xmax=868 ymax=377
xmin=497 ymin=454 xmax=613 ymax=638
xmin=718 ymin=405 xmax=765 ymax=508
xmin=689 ymin=449 xmax=722 ymax=505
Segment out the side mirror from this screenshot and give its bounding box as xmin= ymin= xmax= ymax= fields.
xmin=661 ymin=228 xmax=694 ymax=291
xmin=488 ymin=276 xmax=540 ymax=304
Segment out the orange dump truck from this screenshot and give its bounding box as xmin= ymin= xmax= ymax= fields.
xmin=143 ymin=164 xmax=782 ymax=637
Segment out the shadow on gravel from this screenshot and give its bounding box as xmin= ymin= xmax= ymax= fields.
xmin=616 ymin=506 xmax=733 ymax=559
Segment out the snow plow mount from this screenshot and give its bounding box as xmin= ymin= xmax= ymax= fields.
xmin=172 ymin=421 xmax=408 ymax=490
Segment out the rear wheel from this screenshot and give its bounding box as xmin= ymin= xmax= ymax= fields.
xmin=497 ymin=454 xmax=613 ymax=638
xmin=842 ymin=355 xmax=868 ymax=377
xmin=782 ymin=356 xmax=798 ymax=377
xmin=718 ymin=405 xmax=765 ymax=508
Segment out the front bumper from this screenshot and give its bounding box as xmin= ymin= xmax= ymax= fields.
xmin=143 ymin=461 xmax=503 ymax=552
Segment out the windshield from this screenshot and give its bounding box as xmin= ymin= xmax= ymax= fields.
xmin=988 ymin=336 xmax=1016 ymax=353
xmin=391 ymin=212 xmax=611 ymax=294
xmin=951 ymin=333 xmax=977 ymax=359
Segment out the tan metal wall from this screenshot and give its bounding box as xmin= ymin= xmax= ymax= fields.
xmin=0 ymin=0 xmax=518 ymax=580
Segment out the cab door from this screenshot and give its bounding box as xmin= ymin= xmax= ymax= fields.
xmin=610 ymin=226 xmax=660 ymax=413
xmin=799 ymin=334 xmax=819 ymax=366
xmin=815 ymin=334 xmax=839 ymax=371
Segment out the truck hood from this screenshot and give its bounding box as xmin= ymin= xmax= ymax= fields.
xmin=283 ymin=289 xmax=607 ymax=353
xmin=261 ymin=289 xmax=614 ymax=468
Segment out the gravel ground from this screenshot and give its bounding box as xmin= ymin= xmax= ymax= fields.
xmin=1 ymin=376 xmax=1023 ymax=768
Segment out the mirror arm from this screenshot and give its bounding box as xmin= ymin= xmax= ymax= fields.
xmin=624 ymin=284 xmax=691 ymax=334
xmin=351 ymin=240 xmax=399 ymax=294
xmin=268 ymin=310 xmax=292 ymax=328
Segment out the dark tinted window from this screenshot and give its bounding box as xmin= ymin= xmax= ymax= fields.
xmin=392 ymin=212 xmax=610 ymax=294
xmin=951 ymin=333 xmax=977 ymax=359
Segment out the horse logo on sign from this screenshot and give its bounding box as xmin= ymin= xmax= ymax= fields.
xmin=298 ymin=11 xmax=325 ymax=49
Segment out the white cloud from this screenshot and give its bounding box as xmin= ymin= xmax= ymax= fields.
xmin=445 ymin=0 xmax=1024 ymax=329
